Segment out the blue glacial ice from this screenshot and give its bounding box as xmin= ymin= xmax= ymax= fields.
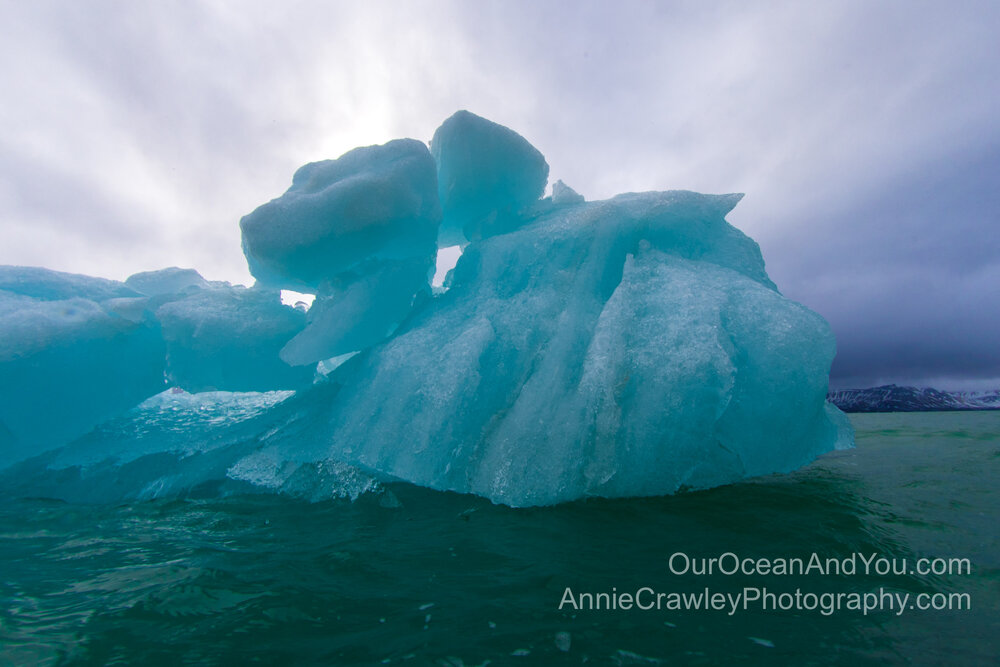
xmin=0 ymin=111 xmax=853 ymax=505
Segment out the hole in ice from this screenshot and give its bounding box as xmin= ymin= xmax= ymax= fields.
xmin=433 ymin=246 xmax=462 ymax=287
xmin=280 ymin=290 xmax=315 ymax=311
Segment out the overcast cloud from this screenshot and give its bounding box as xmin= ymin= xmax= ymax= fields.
xmin=0 ymin=0 xmax=997 ymax=389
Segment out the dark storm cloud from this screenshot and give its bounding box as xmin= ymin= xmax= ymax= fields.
xmin=769 ymin=141 xmax=1000 ymax=388
xmin=0 ymin=0 xmax=997 ymax=388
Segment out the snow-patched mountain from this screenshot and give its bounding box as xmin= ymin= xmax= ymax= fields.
xmin=828 ymin=385 xmax=1000 ymax=413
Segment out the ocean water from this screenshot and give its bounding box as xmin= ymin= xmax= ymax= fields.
xmin=1 ymin=411 xmax=998 ymax=665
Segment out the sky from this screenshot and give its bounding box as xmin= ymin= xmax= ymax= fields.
xmin=0 ymin=0 xmax=997 ymax=390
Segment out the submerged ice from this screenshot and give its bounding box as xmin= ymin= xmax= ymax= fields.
xmin=0 ymin=110 xmax=853 ymax=506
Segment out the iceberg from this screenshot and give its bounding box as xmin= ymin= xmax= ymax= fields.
xmin=0 ymin=111 xmax=853 ymax=506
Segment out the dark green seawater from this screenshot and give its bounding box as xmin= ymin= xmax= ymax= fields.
xmin=2 ymin=412 xmax=998 ymax=665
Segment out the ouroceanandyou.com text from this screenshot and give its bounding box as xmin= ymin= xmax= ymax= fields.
xmin=664 ymin=551 xmax=971 ymax=577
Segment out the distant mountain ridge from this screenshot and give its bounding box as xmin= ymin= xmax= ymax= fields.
xmin=828 ymin=384 xmax=1000 ymax=413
